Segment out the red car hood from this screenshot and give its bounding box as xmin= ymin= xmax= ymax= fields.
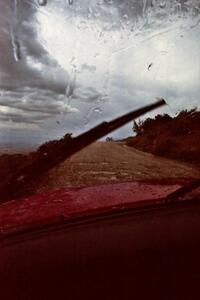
xmin=0 ymin=180 xmax=194 ymax=239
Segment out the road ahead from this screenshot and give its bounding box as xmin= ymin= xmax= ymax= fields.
xmin=33 ymin=142 xmax=200 ymax=193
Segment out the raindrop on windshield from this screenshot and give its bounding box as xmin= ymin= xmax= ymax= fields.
xmin=68 ymin=0 xmax=73 ymax=5
xmin=65 ymin=72 xmax=76 ymax=104
xmin=11 ymin=0 xmax=21 ymax=62
xmin=38 ymin=0 xmax=47 ymax=6
xmin=11 ymin=35 xmax=21 ymax=62
xmin=147 ymin=63 xmax=153 ymax=71
xmin=159 ymin=1 xmax=166 ymax=9
xmin=94 ymin=108 xmax=102 ymax=114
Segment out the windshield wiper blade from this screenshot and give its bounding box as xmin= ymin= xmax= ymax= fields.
xmin=166 ymin=178 xmax=200 ymax=202
xmin=0 ymin=99 xmax=165 ymax=203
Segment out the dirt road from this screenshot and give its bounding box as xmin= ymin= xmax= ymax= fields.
xmin=34 ymin=142 xmax=200 ymax=193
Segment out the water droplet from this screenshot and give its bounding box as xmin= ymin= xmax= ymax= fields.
xmin=17 ymin=175 xmax=25 ymax=182
xmin=11 ymin=0 xmax=21 ymax=62
xmin=161 ymin=50 xmax=168 ymax=56
xmin=68 ymin=0 xmax=73 ymax=5
xmin=143 ymin=0 xmax=147 ymax=14
xmin=11 ymin=34 xmax=21 ymax=62
xmin=14 ymin=0 xmax=18 ymax=13
xmin=159 ymin=1 xmax=166 ymax=9
xmin=88 ymin=7 xmax=93 ymax=14
xmin=94 ymin=108 xmax=102 ymax=114
xmin=38 ymin=0 xmax=47 ymax=6
xmin=66 ymin=73 xmax=76 ymax=101
xmin=147 ymin=62 xmax=153 ymax=71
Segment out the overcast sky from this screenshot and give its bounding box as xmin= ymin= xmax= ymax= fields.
xmin=0 ymin=0 xmax=200 ymax=146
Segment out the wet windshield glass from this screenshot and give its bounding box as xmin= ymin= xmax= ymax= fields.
xmin=0 ymin=0 xmax=199 ymax=201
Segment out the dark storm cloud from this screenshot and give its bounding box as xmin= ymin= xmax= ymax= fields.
xmin=0 ymin=0 xmax=68 ymax=91
xmin=0 ymin=113 xmax=49 ymax=124
xmin=0 ymin=0 xmax=78 ymax=132
xmin=0 ymin=87 xmax=77 ymax=126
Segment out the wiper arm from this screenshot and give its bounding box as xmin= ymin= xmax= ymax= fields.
xmin=166 ymin=178 xmax=200 ymax=201
xmin=0 ymin=99 xmax=166 ymax=203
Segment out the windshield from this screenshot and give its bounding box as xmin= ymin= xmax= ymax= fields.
xmin=0 ymin=0 xmax=200 ymax=201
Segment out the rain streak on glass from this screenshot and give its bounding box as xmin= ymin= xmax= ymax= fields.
xmin=11 ymin=0 xmax=21 ymax=62
xmin=11 ymin=36 xmax=21 ymax=62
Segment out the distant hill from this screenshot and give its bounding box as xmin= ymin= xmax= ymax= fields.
xmin=126 ymin=109 xmax=200 ymax=165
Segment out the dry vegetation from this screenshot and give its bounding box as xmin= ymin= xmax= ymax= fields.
xmin=126 ymin=109 xmax=200 ymax=165
xmin=0 ymin=134 xmax=73 ymax=185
